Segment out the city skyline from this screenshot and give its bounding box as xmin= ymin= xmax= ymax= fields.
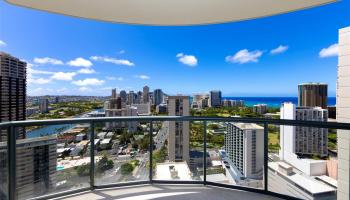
xmin=1 ymin=1 xmax=349 ymax=97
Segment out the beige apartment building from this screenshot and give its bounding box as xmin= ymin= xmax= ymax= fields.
xmin=168 ymin=95 xmax=190 ymax=162
xmin=337 ymin=26 xmax=350 ymax=200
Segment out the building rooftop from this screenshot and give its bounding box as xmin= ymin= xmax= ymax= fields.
xmin=230 ymin=122 xmax=264 ymax=130
xmin=298 ymin=82 xmax=328 ymax=86
xmin=316 ymin=175 xmax=338 ymax=188
xmin=155 ymin=162 xmax=192 ymax=180
xmin=269 ymin=162 xmax=336 ymax=195
xmin=101 ymin=138 xmax=112 ymax=144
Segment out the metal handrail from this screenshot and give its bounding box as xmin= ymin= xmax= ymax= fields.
xmin=1 ymin=116 xmax=350 ymax=129
xmin=3 ymin=116 xmax=346 ymax=200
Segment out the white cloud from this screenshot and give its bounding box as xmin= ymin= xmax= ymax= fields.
xmin=135 ymin=75 xmax=150 ymax=80
xmin=78 ymin=68 xmax=95 ymax=74
xmin=0 ymin=40 xmax=7 ymax=47
xmin=27 ymin=66 xmax=54 ymax=75
xmin=72 ymin=78 xmax=105 ymax=86
xmin=51 ymin=72 xmax=76 ymax=81
xmin=67 ymin=57 xmax=93 ymax=67
xmin=106 ymin=76 xmax=123 ymax=81
xmin=34 ymin=57 xmax=64 ymax=65
xmin=119 ymin=50 xmax=125 ymax=54
xmin=176 ymin=53 xmax=198 ymax=67
xmin=225 ymin=49 xmax=263 ymax=64
xmin=270 ymin=45 xmax=288 ymax=55
xmin=26 ymin=62 xmax=37 ymax=68
xmin=106 ymin=76 xmax=116 ymax=80
xmin=319 ymin=43 xmax=338 ymax=58
xmin=90 ymin=56 xmax=134 ymax=66
xmin=28 ymin=78 xmax=52 ymax=85
xmin=78 ymin=87 xmax=91 ymax=92
xmin=28 ymin=87 xmax=54 ymax=96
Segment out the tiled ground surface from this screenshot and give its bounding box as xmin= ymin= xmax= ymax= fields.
xmin=52 ymin=184 xmax=283 ymax=200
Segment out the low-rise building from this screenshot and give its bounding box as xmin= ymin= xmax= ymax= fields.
xmin=268 ymin=161 xmax=336 ymax=200
xmin=100 ymin=138 xmax=112 ymax=150
xmin=75 ymin=133 xmax=86 ymax=142
xmin=97 ymin=132 xmax=108 ymax=139
xmin=155 ymin=162 xmax=192 ymax=180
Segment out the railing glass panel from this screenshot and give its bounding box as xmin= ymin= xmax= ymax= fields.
xmin=267 ymin=124 xmax=338 ymax=200
xmin=0 ymin=128 xmax=8 ymax=200
xmin=93 ymin=121 xmax=150 ymax=185
xmin=152 ymin=120 xmax=204 ymax=182
xmin=205 ymin=121 xmax=265 ymax=190
xmin=15 ymin=123 xmax=91 ymax=200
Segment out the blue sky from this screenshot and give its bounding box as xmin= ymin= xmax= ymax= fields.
xmin=1 ymin=1 xmax=349 ymax=97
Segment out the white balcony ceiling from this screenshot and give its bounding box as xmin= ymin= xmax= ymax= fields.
xmin=6 ymin=0 xmax=336 ymax=25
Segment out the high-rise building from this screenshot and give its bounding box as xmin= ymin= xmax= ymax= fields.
xmin=225 ymin=122 xmax=264 ymax=179
xmin=210 ymin=90 xmax=222 ymax=108
xmin=193 ymin=94 xmax=203 ymax=103
xmin=127 ymin=91 xmax=135 ymax=105
xmin=231 ymin=100 xmax=245 ymax=107
xmin=119 ymin=90 xmax=127 ymax=104
xmin=168 ymin=95 xmax=190 ymax=162
xmin=0 ymin=53 xmax=58 ymax=199
xmin=191 ymin=94 xmax=209 ymax=109
xmin=0 ymin=134 xmax=57 ymax=200
xmin=200 ymin=98 xmax=209 ymax=109
xmin=111 ymin=88 xmax=117 ymax=98
xmin=337 ymin=26 xmax=350 ymax=200
xmin=253 ymin=104 xmax=267 ymax=115
xmin=105 ymin=89 xmax=138 ymax=131
xmin=135 ymin=91 xmax=142 ymax=104
xmin=54 ymin=96 xmax=59 ymax=103
xmin=222 ymin=99 xmax=232 ymax=107
xmin=153 ymin=89 xmax=163 ymax=106
xmin=39 ymin=98 xmax=49 ymax=114
xmin=298 ymin=83 xmax=328 ymax=109
xmin=143 ymin=86 xmax=149 ymax=103
xmin=0 ymin=52 xmax=26 ymax=141
xmin=280 ymin=103 xmax=328 ymax=159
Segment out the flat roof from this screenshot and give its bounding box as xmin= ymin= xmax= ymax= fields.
xmin=155 ymin=162 xmax=192 ymax=180
xmin=298 ymin=82 xmax=328 ymax=85
xmin=269 ymin=162 xmax=336 ymax=194
xmin=228 ymin=122 xmax=264 ymax=130
xmin=316 ymin=175 xmax=337 ymax=188
xmin=101 ymin=138 xmax=112 ymax=144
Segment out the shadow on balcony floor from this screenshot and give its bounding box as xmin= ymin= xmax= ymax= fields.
xmin=52 ymin=184 xmax=283 ymax=200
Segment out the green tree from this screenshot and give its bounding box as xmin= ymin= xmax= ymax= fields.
xmin=120 ymin=163 xmax=134 ymax=175
xmin=75 ymin=163 xmax=90 ymax=177
xmin=96 ymin=155 xmax=114 ymax=173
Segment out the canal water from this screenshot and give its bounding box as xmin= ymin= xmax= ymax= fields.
xmin=26 ymin=109 xmax=103 ymax=138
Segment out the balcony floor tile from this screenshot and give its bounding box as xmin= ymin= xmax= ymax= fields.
xmin=52 ymin=184 xmax=283 ymax=200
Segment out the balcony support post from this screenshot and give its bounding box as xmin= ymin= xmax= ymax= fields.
xmin=149 ymin=120 xmax=153 ymax=183
xmin=8 ymin=126 xmax=17 ymax=200
xmin=263 ymin=122 xmax=268 ymax=192
xmin=90 ymin=122 xmax=95 ymax=190
xmin=203 ymin=120 xmax=207 ymax=185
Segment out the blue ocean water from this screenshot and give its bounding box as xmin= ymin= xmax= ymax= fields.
xmin=222 ymin=97 xmax=336 ymax=108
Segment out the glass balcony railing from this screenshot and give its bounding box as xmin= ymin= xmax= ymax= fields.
xmin=0 ymin=116 xmax=348 ymax=200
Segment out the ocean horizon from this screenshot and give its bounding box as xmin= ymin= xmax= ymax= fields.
xmin=219 ymin=97 xmax=336 ymax=108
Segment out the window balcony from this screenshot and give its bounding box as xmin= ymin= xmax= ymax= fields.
xmin=0 ymin=116 xmax=346 ymax=200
